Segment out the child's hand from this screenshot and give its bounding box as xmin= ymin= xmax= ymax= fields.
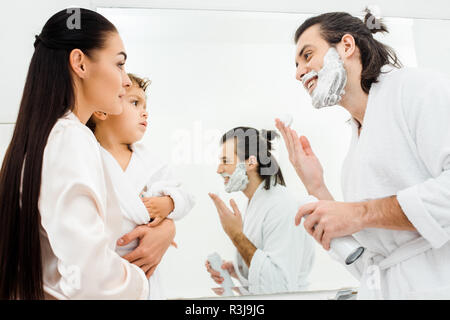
xmin=141 ymin=195 xmax=175 ymax=226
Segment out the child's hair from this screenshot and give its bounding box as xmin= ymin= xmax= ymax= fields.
xmin=86 ymin=73 xmax=151 ymax=133
xmin=128 ymin=73 xmax=151 ymax=92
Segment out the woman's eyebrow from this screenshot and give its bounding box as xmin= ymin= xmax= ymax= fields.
xmin=118 ymin=51 xmax=127 ymax=60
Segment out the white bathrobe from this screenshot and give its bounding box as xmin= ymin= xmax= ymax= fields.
xmin=39 ymin=111 xmax=149 ymax=299
xmin=100 ymin=142 xmax=195 ymax=300
xmin=232 ymin=181 xmax=315 ymax=295
xmin=341 ymin=66 xmax=450 ymax=299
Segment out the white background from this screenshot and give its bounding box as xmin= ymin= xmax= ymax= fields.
xmin=1 ymin=0 xmax=450 ymax=299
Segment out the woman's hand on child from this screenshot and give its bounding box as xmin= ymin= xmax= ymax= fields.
xmin=117 ymin=220 xmax=176 ymax=278
xmin=141 ymin=195 xmax=175 ymax=226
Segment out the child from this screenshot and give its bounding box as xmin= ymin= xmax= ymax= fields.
xmin=86 ymin=74 xmax=195 ymax=299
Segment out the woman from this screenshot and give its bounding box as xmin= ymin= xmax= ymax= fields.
xmin=206 ymin=127 xmax=315 ymax=295
xmin=0 ymin=8 xmax=173 ymax=299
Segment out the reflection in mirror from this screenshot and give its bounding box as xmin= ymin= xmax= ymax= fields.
xmin=205 ymin=127 xmax=315 ymax=297
xmin=96 ymin=7 xmax=445 ymax=299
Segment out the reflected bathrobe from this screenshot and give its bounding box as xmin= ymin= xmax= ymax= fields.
xmin=342 ymin=66 xmax=450 ymax=299
xmin=39 ymin=111 xmax=149 ymax=299
xmin=100 ymin=142 xmax=195 ymax=299
xmin=233 ymin=181 xmax=315 ymax=295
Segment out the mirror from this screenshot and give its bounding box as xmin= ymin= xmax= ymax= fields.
xmin=1 ymin=2 xmax=450 ymax=300
xmin=92 ymin=6 xmax=450 ymax=299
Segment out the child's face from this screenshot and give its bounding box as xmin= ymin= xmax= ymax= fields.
xmin=106 ymin=82 xmax=148 ymax=144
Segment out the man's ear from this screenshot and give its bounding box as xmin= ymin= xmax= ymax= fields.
xmin=339 ymin=33 xmax=357 ymax=59
xmin=69 ymin=48 xmax=88 ymax=79
xmin=92 ymin=111 xmax=108 ymax=121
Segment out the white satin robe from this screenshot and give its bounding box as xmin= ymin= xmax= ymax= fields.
xmin=100 ymin=142 xmax=195 ymax=299
xmin=233 ymin=182 xmax=315 ymax=295
xmin=39 ymin=111 xmax=149 ymax=299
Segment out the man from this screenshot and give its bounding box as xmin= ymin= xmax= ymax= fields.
xmin=275 ymin=10 xmax=450 ymax=299
xmin=205 ymin=127 xmax=315 ymax=295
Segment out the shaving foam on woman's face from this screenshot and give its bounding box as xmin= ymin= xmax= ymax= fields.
xmin=302 ymin=47 xmax=347 ymax=109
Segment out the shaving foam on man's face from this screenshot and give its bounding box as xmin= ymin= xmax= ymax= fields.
xmin=220 ymin=162 xmax=249 ymax=193
xmin=302 ymin=47 xmax=347 ymax=109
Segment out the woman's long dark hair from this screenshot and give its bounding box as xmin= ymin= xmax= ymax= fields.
xmin=221 ymin=127 xmax=285 ymax=190
xmin=294 ymin=8 xmax=402 ymax=94
xmin=0 ymin=8 xmax=117 ymax=300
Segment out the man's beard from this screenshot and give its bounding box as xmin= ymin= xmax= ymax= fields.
xmin=302 ymin=47 xmax=347 ymax=109
xmin=220 ymin=162 xmax=249 ymax=193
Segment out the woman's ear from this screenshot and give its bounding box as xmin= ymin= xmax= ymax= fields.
xmin=69 ymin=48 xmax=88 ymax=79
xmin=92 ymin=111 xmax=108 ymax=121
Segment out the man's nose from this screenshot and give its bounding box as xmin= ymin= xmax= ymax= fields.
xmin=296 ymin=65 xmax=309 ymax=83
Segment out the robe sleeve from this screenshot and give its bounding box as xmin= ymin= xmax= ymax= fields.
xmin=40 ymin=123 xmax=149 ymax=299
xmin=396 ymin=70 xmax=450 ymax=249
xmin=247 ymin=200 xmax=314 ymax=294
xmin=148 ymin=163 xmax=195 ymax=221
